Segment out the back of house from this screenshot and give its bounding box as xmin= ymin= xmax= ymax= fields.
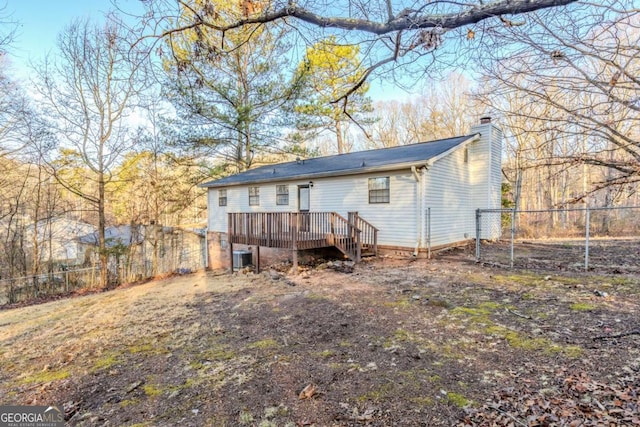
xmin=202 ymin=118 xmax=502 ymax=270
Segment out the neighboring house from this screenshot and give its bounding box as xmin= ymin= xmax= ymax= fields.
xmin=78 ymin=224 xmax=207 ymax=274
xmin=24 ymin=218 xmax=96 ymax=267
xmin=201 ymin=118 xmax=502 ymax=270
xmin=78 ymin=224 xmax=145 ymax=250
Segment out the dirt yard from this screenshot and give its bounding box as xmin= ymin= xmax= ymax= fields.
xmin=1 ymin=249 xmax=639 ymax=426
xmin=478 ymin=238 xmax=640 ymax=274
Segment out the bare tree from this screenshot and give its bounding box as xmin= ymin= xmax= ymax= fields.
xmin=110 ymin=94 xmax=210 ymax=275
xmin=0 ymin=59 xmax=63 ymax=284
xmin=142 ymin=0 xmax=578 ymax=101
xmin=476 ymin=0 xmax=639 ymax=206
xmin=0 ymin=0 xmax=17 ymax=53
xmin=34 ymin=17 xmax=146 ymax=288
xmin=367 ymin=73 xmax=477 ymax=148
xmin=0 ymin=60 xmax=31 ymax=157
xmin=0 ymin=157 xmax=29 ymax=281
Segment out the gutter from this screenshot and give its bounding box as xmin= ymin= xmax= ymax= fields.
xmin=200 ymin=159 xmax=444 ymax=189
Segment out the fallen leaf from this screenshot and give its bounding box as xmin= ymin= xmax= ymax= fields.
xmin=299 ymin=383 xmax=317 ymax=400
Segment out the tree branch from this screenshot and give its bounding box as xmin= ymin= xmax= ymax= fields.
xmin=165 ymin=0 xmax=579 ymax=37
xmin=593 ymin=328 xmax=640 ymax=340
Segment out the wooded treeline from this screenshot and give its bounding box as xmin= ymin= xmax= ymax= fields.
xmin=0 ymin=1 xmax=638 ymax=285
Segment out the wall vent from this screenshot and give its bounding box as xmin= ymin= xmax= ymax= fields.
xmin=233 ymin=250 xmax=252 ymax=270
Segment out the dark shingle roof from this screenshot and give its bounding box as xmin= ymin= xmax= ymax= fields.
xmin=201 ymin=134 xmax=477 ymax=188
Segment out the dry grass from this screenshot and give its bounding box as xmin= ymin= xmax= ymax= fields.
xmin=1 ymin=257 xmax=639 ymax=426
xmin=0 ymin=271 xmax=253 ymax=399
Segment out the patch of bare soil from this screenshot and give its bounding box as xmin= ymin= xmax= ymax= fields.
xmin=1 ymin=250 xmax=639 ymax=426
xmin=478 ymin=238 xmax=640 ymax=274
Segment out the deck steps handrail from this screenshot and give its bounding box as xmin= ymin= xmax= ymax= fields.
xmin=348 ymin=212 xmax=379 ymax=258
xmin=330 ymin=212 xmax=361 ymax=260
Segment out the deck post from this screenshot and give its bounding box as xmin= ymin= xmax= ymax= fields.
xmin=373 ymin=229 xmax=378 ymax=257
xmin=255 ymin=246 xmax=260 ymax=274
xmin=228 ymin=213 xmax=234 ymax=273
xmin=329 ymin=212 xmax=335 ymax=244
xmin=292 ymin=212 xmax=298 ymax=272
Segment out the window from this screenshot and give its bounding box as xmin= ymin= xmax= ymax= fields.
xmin=276 ymin=185 xmax=289 ymax=205
xmin=464 ymin=147 xmax=469 ymax=163
xmin=249 ymin=186 xmax=260 ymax=206
xmin=218 ymin=189 xmax=227 ymax=206
xmin=368 ymin=177 xmax=390 ymax=204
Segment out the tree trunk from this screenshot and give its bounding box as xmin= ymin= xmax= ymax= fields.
xmin=31 ymin=177 xmax=41 ymax=276
xmin=98 ymin=172 xmax=108 ymax=289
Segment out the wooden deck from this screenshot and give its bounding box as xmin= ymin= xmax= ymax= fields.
xmin=227 ymin=212 xmax=378 ymax=271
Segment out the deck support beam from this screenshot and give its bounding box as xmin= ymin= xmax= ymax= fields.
xmin=255 ymin=246 xmax=260 ymax=273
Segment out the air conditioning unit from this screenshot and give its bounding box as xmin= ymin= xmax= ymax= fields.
xmin=233 ymin=250 xmax=252 ymax=271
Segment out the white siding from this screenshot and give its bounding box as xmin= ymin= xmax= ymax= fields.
xmin=423 ymin=121 xmax=503 ymax=246
xmin=207 ymin=171 xmax=419 ymax=247
xmin=208 ymin=189 xmax=224 ymax=233
xmin=311 ymin=173 xmax=418 ymax=247
xmin=469 ymin=121 xmax=503 ymax=239
xmin=423 ymin=145 xmax=475 ymax=247
xmin=490 ymin=126 xmax=504 ymax=210
xmin=208 ymin=184 xmax=297 ymax=233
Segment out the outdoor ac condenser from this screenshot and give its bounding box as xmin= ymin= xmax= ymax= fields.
xmin=233 ymin=250 xmax=252 ymax=270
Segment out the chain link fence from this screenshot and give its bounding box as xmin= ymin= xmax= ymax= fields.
xmin=113 ymin=247 xmax=206 ymax=284
xmin=0 ymin=247 xmax=206 ymax=306
xmin=0 ymin=267 xmax=100 ymax=306
xmin=476 ymin=206 xmax=640 ymax=273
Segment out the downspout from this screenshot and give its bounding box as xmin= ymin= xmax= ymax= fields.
xmin=204 ymin=227 xmax=208 ymax=269
xmin=411 ymin=166 xmax=423 ymax=256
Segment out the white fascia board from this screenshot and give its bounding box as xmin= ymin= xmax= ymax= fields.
xmin=424 ymin=134 xmax=480 ymax=167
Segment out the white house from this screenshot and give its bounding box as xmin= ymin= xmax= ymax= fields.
xmin=25 ymin=218 xmax=96 ymax=267
xmin=201 ymin=118 xmax=502 ymax=270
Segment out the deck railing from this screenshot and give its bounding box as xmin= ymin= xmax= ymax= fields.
xmin=348 ymin=212 xmax=379 ymax=257
xmin=227 ymin=211 xmax=378 ymax=261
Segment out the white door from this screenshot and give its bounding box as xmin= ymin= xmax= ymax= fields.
xmin=298 ymin=185 xmax=310 ymax=232
xmin=298 ymin=185 xmax=310 ymax=212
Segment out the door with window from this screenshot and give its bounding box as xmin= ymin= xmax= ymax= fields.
xmin=298 ymin=185 xmax=310 ymax=232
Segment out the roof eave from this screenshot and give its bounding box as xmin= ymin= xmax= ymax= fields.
xmin=200 ymin=161 xmax=431 ymax=189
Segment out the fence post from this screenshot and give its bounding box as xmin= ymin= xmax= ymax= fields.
xmin=475 ymin=209 xmax=481 ymax=261
xmin=585 ymin=208 xmax=590 ymax=271
xmin=510 ymin=208 xmax=516 ymax=269
xmin=228 ymin=213 xmax=234 ymax=273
